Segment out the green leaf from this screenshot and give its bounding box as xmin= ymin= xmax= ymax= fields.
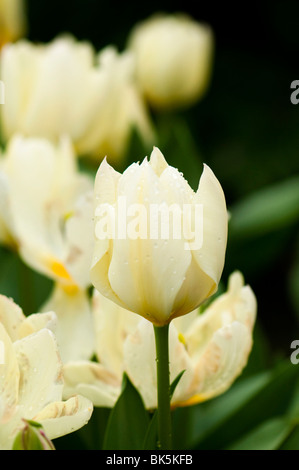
xmin=103 ymin=374 xmax=150 ymax=450
xmin=0 ymin=247 xmax=53 ymax=315
xmin=279 ymin=424 xmax=299 ymax=450
xmin=190 ymin=360 xmax=298 ymax=449
xmin=228 ymin=417 xmax=295 ymax=450
xmin=229 ymin=175 xmax=299 ymax=240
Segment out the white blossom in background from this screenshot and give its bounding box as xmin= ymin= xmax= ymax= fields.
xmin=128 ymin=13 xmax=213 ymax=110
xmin=0 ymin=36 xmax=154 ymax=161
xmin=0 ymin=135 xmax=95 ymax=362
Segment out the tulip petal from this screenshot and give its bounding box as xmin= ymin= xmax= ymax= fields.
xmin=41 ymin=284 xmax=95 ymax=363
xmin=184 ymin=271 xmax=257 ymax=359
xmin=33 ymin=395 xmax=93 ymax=440
xmin=175 ymin=271 xmax=257 ymax=405
xmin=192 ymin=164 xmax=228 ymax=286
xmin=18 ymin=311 xmax=57 ymax=339
xmin=179 ymin=321 xmax=253 ymax=406
xmin=107 ymin=160 xmax=192 ymax=323
xmin=64 ymin=191 xmax=95 ymax=289
xmin=0 ymin=324 xmax=19 ymax=422
xmin=62 ymin=361 xmax=120 ymax=408
xmin=0 ymin=294 xmax=25 ymax=342
xmin=92 ymin=290 xmax=139 ymax=378
xmin=13 ymin=329 xmax=63 ymax=419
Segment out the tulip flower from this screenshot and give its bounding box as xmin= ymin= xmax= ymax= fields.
xmin=128 ymin=13 xmax=213 ymax=110
xmin=0 ymin=295 xmax=93 ymax=450
xmin=0 ymin=135 xmax=95 ymax=361
xmin=0 ymin=135 xmax=94 ymax=286
xmin=91 ymin=147 xmax=227 ymax=449
xmin=0 ymin=0 xmax=26 ymax=48
xmin=91 ymin=146 xmax=227 ymax=326
xmin=0 ymin=36 xmax=154 ymax=161
xmin=63 ymin=271 xmax=256 ymax=409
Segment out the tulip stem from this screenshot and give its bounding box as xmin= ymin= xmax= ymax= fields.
xmin=154 ymin=323 xmax=172 ymax=450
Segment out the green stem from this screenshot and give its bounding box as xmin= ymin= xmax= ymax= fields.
xmin=154 ymin=323 xmax=172 ymax=450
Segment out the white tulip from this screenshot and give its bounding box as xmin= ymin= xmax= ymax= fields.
xmin=0 ymin=36 xmax=154 ymax=161
xmin=0 ymin=136 xmax=96 ymax=361
xmin=0 ymin=295 xmax=93 ymax=449
xmin=128 ymin=13 xmax=213 ymax=109
xmin=0 ymin=135 xmax=93 ymax=287
xmin=91 ymin=147 xmax=228 ymax=326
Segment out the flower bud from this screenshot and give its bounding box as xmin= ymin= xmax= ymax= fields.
xmin=12 ymin=420 xmax=55 ymax=450
xmin=91 ymin=147 xmax=227 ymax=326
xmin=128 ymin=13 xmax=213 ymax=109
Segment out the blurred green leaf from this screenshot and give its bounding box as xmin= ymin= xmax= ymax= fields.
xmin=103 ymin=374 xmax=150 ymax=450
xmin=228 ymin=417 xmax=294 ymax=450
xmin=190 ymin=360 xmax=298 ymax=449
xmin=0 ymin=247 xmax=52 ymax=314
xmin=229 ymin=175 xmax=299 ymax=240
xmin=288 ymin=234 xmax=299 ymax=323
xmin=279 ymin=424 xmax=299 ymax=449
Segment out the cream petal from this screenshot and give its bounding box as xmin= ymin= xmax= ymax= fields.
xmin=0 ymin=294 xmax=25 ymax=342
xmin=192 ymin=164 xmax=228 ymax=285
xmin=33 ymin=395 xmax=93 ymax=440
xmin=92 ymin=290 xmax=139 ymax=378
xmin=13 ymin=329 xmax=63 ymax=419
xmin=170 ymin=256 xmax=215 ymax=320
xmin=0 ymin=41 xmax=40 ymax=139
xmin=181 ymin=321 xmax=253 ymax=405
xmin=149 ymin=146 xmax=169 ymax=177
xmin=41 ymin=284 xmax=95 ymax=363
xmin=185 ymin=271 xmax=257 ymax=359
xmin=94 ymin=157 xmax=121 ymax=213
xmin=18 ymin=311 xmax=57 ymax=339
xmin=0 ymin=324 xmax=19 ymax=421
xmin=107 ymin=161 xmax=192 ymax=323
xmin=62 ymin=361 xmax=121 ymax=408
xmin=64 ymin=191 xmax=95 ymax=289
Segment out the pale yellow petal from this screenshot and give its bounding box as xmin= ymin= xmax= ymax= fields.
xmin=63 ymin=361 xmax=120 ymax=408
xmin=14 ymin=329 xmax=63 ymax=418
xmin=33 ymin=395 xmax=93 ymax=440
xmin=0 ymin=324 xmax=19 ymax=422
xmin=192 ymin=164 xmax=228 ymax=286
xmin=0 ymin=294 xmax=25 ymax=341
xmin=92 ymin=290 xmax=138 ymax=378
xmin=41 ymin=284 xmax=95 ymax=363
